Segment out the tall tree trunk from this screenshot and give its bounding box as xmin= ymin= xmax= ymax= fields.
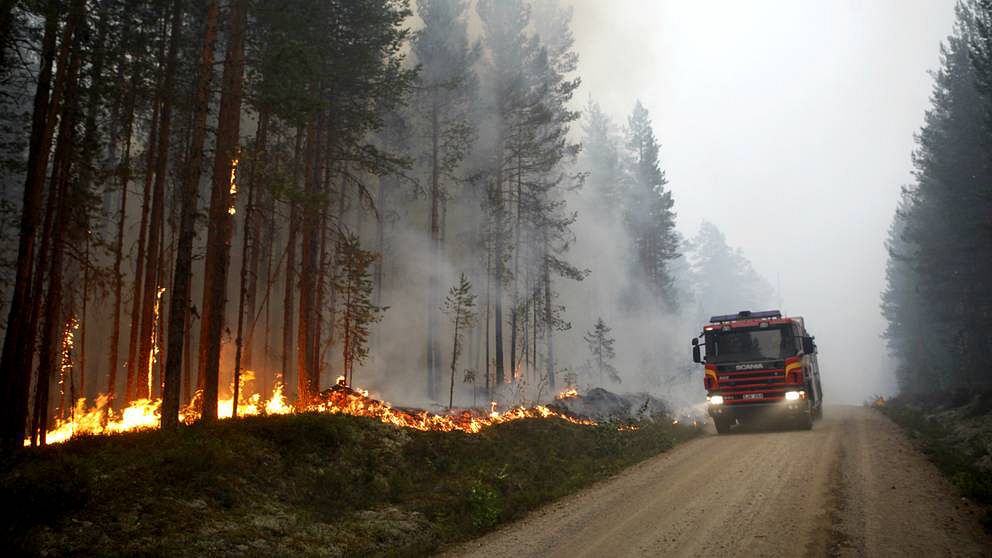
xmin=493 ymin=165 xmax=506 ymax=387
xmin=0 ymin=0 xmax=62 ymax=450
xmin=136 ymin=0 xmax=181 ymax=400
xmin=427 ymin=94 xmax=441 ymax=400
xmin=108 ymin=67 xmax=138 ymax=406
xmin=243 ymin=110 xmax=269 ymax=371
xmin=449 ymin=311 xmax=460 ymax=410
xmin=162 ymin=0 xmax=219 ymax=429
xmin=197 ymin=0 xmax=248 ymax=422
xmin=282 ymin=129 xmax=303 ymax=396
xmin=32 ymin=23 xmax=83 ymax=444
xmin=485 ymin=220 xmax=492 ymax=401
xmin=126 ymin=79 xmax=161 ymax=403
xmin=543 ymin=243 xmax=555 ymax=391
xmin=232 ymin=130 xmax=258 ymax=418
xmin=297 ymin=114 xmax=323 ymax=402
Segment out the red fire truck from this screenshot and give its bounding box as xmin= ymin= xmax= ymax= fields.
xmin=691 ymin=310 xmax=823 ymax=433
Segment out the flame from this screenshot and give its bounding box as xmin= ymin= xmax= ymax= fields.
xmin=26 ymin=374 xmax=597 ymax=446
xmin=556 ymin=387 xmax=578 ymax=400
xmin=227 ymin=156 xmax=239 ymax=215
xmin=57 ymin=316 xmax=80 ymax=417
xmin=148 ymin=287 xmax=165 ymax=398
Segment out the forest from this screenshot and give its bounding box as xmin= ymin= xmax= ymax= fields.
xmin=0 ymin=0 xmax=777 ymax=450
xmin=882 ymin=0 xmax=992 ymax=402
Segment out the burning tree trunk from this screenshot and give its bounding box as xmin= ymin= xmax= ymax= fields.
xmin=107 ymin=58 xmax=140 ymax=405
xmin=197 ymin=0 xmax=248 ymax=421
xmin=136 ymin=0 xmax=181 ymax=401
xmin=232 ymin=132 xmax=258 ymax=418
xmin=162 ymin=0 xmax=219 ymax=430
xmin=32 ymin=20 xmax=83 ymax=444
xmin=126 ymin=75 xmax=161 ymax=403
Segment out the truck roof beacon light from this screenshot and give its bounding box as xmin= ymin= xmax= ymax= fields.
xmin=708 ymin=309 xmax=782 ymax=323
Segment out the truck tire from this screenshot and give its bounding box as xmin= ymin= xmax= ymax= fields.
xmin=713 ymin=416 xmax=733 ymax=434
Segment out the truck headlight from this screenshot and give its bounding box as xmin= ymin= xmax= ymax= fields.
xmin=708 ymin=395 xmax=724 ymax=405
xmin=784 ymin=391 xmax=801 ymax=401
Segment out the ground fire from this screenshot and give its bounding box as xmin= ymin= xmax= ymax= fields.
xmin=26 ymin=377 xmax=594 ymax=446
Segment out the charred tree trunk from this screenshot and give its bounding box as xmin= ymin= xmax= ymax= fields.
xmin=197 ymin=0 xmax=248 ymax=422
xmin=162 ymin=0 xmax=218 ymax=430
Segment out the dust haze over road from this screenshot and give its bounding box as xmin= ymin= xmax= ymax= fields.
xmin=563 ymin=0 xmax=959 ymax=403
xmin=447 ymin=407 xmax=990 ymax=557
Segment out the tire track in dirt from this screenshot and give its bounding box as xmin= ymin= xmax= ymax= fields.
xmin=445 ymin=406 xmax=990 ymax=557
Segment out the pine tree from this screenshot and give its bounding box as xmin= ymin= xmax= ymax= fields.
xmin=197 ymin=0 xmax=249 ymax=421
xmin=583 ymin=317 xmax=620 ymax=384
xmin=442 ymin=273 xmax=477 ymax=409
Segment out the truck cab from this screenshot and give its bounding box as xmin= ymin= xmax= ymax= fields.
xmin=691 ymin=310 xmax=823 ymax=433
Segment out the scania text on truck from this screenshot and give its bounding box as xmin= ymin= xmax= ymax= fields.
xmin=690 ymin=310 xmax=823 ymax=433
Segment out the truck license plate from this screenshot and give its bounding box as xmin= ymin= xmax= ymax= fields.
xmin=743 ymin=393 xmax=764 ymax=400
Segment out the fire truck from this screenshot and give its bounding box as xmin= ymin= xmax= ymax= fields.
xmin=691 ymin=310 xmax=823 ymax=433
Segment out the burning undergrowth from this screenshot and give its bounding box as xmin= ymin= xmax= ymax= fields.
xmin=27 ymin=376 xmax=598 ymax=447
xmin=1 ymin=402 xmax=701 ymax=556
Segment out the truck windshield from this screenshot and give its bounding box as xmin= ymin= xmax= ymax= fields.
xmin=705 ymin=326 xmax=795 ymax=363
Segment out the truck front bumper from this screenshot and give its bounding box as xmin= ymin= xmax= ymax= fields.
xmin=708 ymin=399 xmax=809 ymax=420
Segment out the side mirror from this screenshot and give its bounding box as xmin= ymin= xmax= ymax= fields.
xmin=802 ymin=336 xmax=815 ymax=354
xmin=692 ymin=345 xmax=702 ymax=364
xmin=691 ymin=337 xmax=699 ymax=346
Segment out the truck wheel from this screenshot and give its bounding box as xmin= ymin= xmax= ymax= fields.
xmin=713 ymin=416 xmax=733 ymax=434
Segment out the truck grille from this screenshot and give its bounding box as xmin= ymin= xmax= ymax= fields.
xmin=713 ymin=366 xmax=792 ymax=403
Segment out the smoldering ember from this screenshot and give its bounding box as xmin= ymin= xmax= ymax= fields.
xmin=0 ymin=1 xmax=991 ymax=556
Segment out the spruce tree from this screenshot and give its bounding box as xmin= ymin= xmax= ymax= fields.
xmin=623 ymin=101 xmax=679 ymax=310
xmin=335 ymin=234 xmax=384 ymax=387
xmin=442 ymin=273 xmax=477 ymax=409
xmin=583 ymin=317 xmax=620 ymax=384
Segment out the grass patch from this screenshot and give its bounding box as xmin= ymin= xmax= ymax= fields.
xmin=879 ymin=400 xmax=992 ymax=530
xmin=0 ymin=413 xmax=699 ymax=556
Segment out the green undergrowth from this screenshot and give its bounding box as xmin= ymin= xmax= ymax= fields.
xmin=879 ymin=399 xmax=992 ymax=531
xmin=0 ymin=412 xmax=700 ymax=557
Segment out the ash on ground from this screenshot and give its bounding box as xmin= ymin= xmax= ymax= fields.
xmin=550 ymin=388 xmax=672 ymax=422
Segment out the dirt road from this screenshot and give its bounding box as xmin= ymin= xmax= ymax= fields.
xmin=447 ymin=406 xmax=990 ymax=557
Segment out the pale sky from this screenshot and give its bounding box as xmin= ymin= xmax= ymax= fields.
xmin=565 ymin=0 xmax=958 ymax=403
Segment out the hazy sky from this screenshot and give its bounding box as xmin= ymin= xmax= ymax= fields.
xmin=564 ymin=0 xmax=958 ymax=403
